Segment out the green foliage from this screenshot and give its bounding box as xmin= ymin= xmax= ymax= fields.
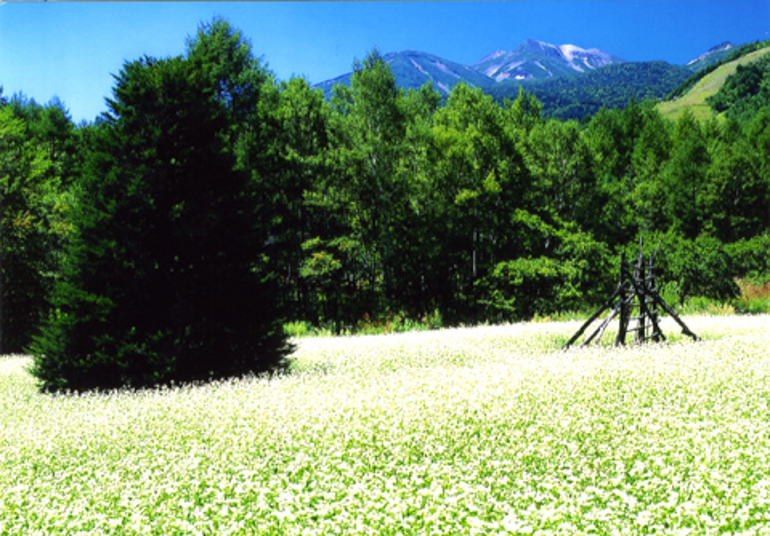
xmin=725 ymin=235 xmax=770 ymax=281
xmin=485 ymin=256 xmax=576 ymax=319
xmin=186 ymin=17 xmax=271 ymax=127
xmin=523 ymin=118 xmax=598 ymax=231
xmin=0 ymin=98 xmax=74 ymax=353
xmin=708 ymin=57 xmax=766 ymax=111
xmin=30 ymin=45 xmax=290 ymax=392
xmin=661 ymin=111 xmax=711 ymax=239
xmin=703 ymin=127 xmax=770 ymax=242
xmin=481 ymin=211 xmax=612 ymax=320
xmin=353 ymin=309 xmax=443 ymax=335
xmin=679 ymin=295 xmax=736 ymax=316
xmin=707 ymin=52 xmax=770 ymax=121
xmin=657 ymin=232 xmax=739 ymax=306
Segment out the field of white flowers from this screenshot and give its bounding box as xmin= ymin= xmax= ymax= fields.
xmin=2 ymin=314 xmax=770 ymax=534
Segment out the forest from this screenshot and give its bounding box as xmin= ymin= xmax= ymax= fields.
xmin=489 ymin=61 xmax=692 ymax=121
xmin=1 ymin=20 xmax=769 ymax=389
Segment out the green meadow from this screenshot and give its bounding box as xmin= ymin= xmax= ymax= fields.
xmin=2 ymin=315 xmax=770 ymax=534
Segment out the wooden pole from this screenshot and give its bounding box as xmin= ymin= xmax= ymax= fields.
xmin=648 ymin=288 xmax=699 ymax=341
xmin=647 ymin=255 xmax=664 ymax=342
xmin=564 ymin=239 xmax=697 ymax=349
xmin=626 ymin=264 xmax=666 ymax=344
xmin=615 ymin=253 xmax=630 ymax=346
xmin=562 ymin=286 xmax=621 ymax=348
xmin=581 ymin=300 xmax=621 ymax=347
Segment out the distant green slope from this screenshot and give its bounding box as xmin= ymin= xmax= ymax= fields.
xmin=488 ymin=62 xmax=691 ymax=121
xmin=658 ymin=45 xmax=770 ymax=121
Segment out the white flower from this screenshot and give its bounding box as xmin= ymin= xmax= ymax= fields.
xmin=502 ymin=512 xmax=534 ymax=533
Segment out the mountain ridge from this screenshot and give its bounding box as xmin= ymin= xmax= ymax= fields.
xmin=313 ymin=49 xmax=494 ymax=97
xmin=472 ymin=38 xmax=623 ymax=82
xmin=312 ymin=39 xmax=747 ymax=119
xmin=314 ymin=38 xmax=627 ymax=96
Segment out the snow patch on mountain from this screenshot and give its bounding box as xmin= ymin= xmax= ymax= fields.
xmin=495 ymin=61 xmax=525 ymax=81
xmin=559 ymin=44 xmax=581 ymax=62
xmin=477 ymin=50 xmax=507 ymax=64
xmin=479 ymin=62 xmax=506 ymax=78
xmin=434 ymin=61 xmax=462 ymax=79
xmin=410 ymin=59 xmax=429 ymax=76
xmin=534 ymin=61 xmax=552 ymax=76
xmin=559 ymin=44 xmax=617 ymax=69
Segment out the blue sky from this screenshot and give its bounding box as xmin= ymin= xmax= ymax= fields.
xmin=1 ymin=1 xmax=768 ymax=124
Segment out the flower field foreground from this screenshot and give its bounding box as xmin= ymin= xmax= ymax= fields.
xmin=2 ymin=315 xmax=770 ymax=534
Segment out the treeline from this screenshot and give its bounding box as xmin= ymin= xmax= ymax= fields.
xmin=1 ymin=18 xmax=769 ymax=363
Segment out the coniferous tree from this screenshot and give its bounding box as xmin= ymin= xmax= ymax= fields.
xmin=31 ymin=54 xmax=290 ymax=392
xmin=663 ymin=111 xmax=710 ymax=239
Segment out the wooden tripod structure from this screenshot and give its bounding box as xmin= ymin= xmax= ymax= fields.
xmin=564 ymin=241 xmax=698 ymax=349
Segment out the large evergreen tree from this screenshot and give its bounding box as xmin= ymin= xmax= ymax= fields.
xmin=31 ymin=53 xmax=290 ymax=392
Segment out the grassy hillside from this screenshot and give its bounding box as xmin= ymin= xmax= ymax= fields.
xmin=3 ymin=315 xmax=770 ymax=533
xmin=658 ymin=45 xmax=770 ymax=121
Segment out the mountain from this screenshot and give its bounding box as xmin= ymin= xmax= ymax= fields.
xmin=312 ymin=39 xmax=761 ymax=121
xmin=313 ymin=39 xmax=622 ymax=96
xmin=489 ymin=61 xmax=691 ymax=120
xmin=383 ymin=51 xmax=494 ymax=94
xmin=472 ymin=39 xmax=623 ymax=82
xmin=686 ymin=42 xmax=735 ymax=72
xmin=314 ymin=50 xmax=494 ymax=97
